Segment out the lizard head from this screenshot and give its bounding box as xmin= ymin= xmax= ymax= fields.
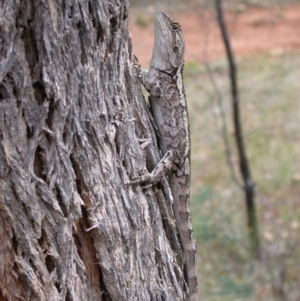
xmin=150 ymin=11 xmax=185 ymax=73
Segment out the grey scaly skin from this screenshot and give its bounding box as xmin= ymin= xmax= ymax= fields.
xmin=131 ymin=11 xmax=198 ymax=301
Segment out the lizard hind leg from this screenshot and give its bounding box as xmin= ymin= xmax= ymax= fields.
xmin=127 ymin=150 xmax=174 ymax=188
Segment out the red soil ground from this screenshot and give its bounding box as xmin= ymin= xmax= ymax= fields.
xmin=129 ymin=3 xmax=300 ymax=66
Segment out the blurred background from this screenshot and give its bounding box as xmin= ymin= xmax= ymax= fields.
xmin=129 ymin=1 xmax=300 ymax=300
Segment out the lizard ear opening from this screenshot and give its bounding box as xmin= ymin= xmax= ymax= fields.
xmin=173 ymin=46 xmax=179 ymax=54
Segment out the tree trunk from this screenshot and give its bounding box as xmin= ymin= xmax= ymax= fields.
xmin=0 ymin=1 xmax=187 ymax=300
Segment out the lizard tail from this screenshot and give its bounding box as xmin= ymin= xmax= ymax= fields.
xmin=171 ymin=173 xmax=198 ymax=301
xmin=178 ymin=222 xmax=198 ymax=301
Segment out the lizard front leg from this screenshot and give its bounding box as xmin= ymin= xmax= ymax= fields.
xmin=127 ymin=150 xmax=174 ymax=188
xmin=134 ymin=61 xmax=162 ymax=98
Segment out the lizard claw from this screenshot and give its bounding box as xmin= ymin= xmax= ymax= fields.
xmin=133 ymin=55 xmax=141 ymax=70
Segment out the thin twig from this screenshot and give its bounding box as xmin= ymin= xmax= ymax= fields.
xmin=192 ymin=2 xmax=242 ymax=188
xmin=203 ymin=62 xmax=243 ymax=188
xmin=215 ymin=0 xmax=261 ymax=258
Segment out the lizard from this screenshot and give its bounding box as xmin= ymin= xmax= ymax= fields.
xmin=130 ymin=10 xmax=198 ymax=301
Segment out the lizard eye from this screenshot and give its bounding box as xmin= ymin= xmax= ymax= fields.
xmin=171 ymin=23 xmax=178 ymax=30
xmin=173 ymin=46 xmax=179 ymax=54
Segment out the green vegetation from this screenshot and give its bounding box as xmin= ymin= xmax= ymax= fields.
xmin=187 ymin=52 xmax=300 ymax=300
xmin=135 ymin=15 xmax=150 ymax=28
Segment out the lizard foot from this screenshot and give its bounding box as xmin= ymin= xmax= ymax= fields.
xmin=126 ymin=150 xmax=174 ymax=188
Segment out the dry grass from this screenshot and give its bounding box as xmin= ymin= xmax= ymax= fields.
xmin=186 ymin=52 xmax=300 ymax=300
xmin=129 ymin=1 xmax=300 ymax=299
xmin=130 ymin=0 xmax=300 ymax=10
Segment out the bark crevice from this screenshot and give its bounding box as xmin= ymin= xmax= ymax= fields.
xmin=0 ymin=0 xmax=189 ymax=300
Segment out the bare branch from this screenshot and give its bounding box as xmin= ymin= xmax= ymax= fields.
xmin=215 ymin=0 xmax=261 ymax=258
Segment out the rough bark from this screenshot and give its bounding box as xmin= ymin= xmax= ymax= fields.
xmin=0 ymin=1 xmax=187 ymax=300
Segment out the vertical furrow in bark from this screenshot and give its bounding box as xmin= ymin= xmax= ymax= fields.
xmin=0 ymin=0 xmax=188 ymax=300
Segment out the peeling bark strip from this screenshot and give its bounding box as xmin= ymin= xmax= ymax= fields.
xmin=0 ymin=1 xmax=188 ymax=301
